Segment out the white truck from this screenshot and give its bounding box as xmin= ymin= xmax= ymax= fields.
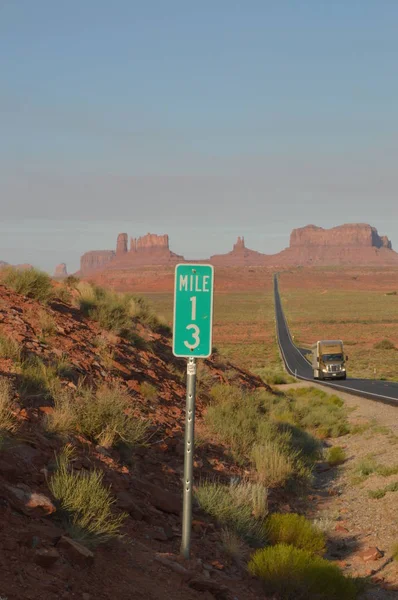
xmin=312 ymin=340 xmax=347 ymax=380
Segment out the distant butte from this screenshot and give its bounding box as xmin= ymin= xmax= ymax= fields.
xmin=54 ymin=263 xmax=68 ymax=279
xmin=79 ymin=232 xmax=183 ymax=275
xmin=77 ymin=223 xmax=398 ymax=279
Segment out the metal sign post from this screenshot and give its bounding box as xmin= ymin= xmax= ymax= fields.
xmin=181 ymin=356 xmax=196 ymax=558
xmin=172 ymin=264 xmax=214 ymax=559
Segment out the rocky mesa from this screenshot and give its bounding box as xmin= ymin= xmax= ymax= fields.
xmin=77 ymin=223 xmax=398 ymax=286
xmin=80 ymin=233 xmax=183 ymax=275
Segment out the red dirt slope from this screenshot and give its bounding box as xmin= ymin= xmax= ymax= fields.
xmin=0 ymin=283 xmax=268 ymax=600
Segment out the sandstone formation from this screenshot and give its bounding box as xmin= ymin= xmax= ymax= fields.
xmin=131 ymin=233 xmax=169 ymax=252
xmin=80 ymin=250 xmax=116 ymax=274
xmin=53 ymin=263 xmax=68 ymax=279
xmin=210 ymin=224 xmax=397 ymax=267
xmin=116 ymin=233 xmax=128 ymax=256
xmin=79 ymin=223 xmax=398 ymax=277
xmin=0 ymin=261 xmax=33 ymax=271
xmin=290 ymin=224 xmax=392 ymax=249
xmin=210 ymin=236 xmax=268 ymax=266
xmin=80 ymin=233 xmax=183 ymax=275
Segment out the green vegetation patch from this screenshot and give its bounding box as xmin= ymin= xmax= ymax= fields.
xmin=265 ymin=513 xmax=326 ymax=555
xmin=0 ymin=334 xmax=22 ymax=362
xmin=205 ymin=383 xmax=348 ymax=488
xmin=76 ymin=282 xmax=166 ymax=338
xmin=248 ymin=544 xmax=358 ymax=600
xmin=353 ymin=454 xmax=398 ymax=484
xmin=46 ymin=383 xmax=148 ymax=449
xmin=286 ymin=387 xmax=349 ymax=438
xmin=3 ymin=267 xmax=53 ymax=303
xmin=0 ymin=378 xmax=17 ymax=433
xmin=373 ymin=339 xmax=396 ymax=350
xmin=18 ymin=356 xmax=61 ymax=401
xmin=195 ymin=481 xmax=268 ymax=545
xmin=49 ymin=447 xmax=126 ymax=545
xmin=254 ymin=367 xmax=296 ymax=385
xmin=368 ymin=481 xmax=398 ymax=499
xmin=326 ymin=446 xmax=347 ymax=466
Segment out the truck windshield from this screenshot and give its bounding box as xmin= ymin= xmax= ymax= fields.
xmin=322 ymin=353 xmax=343 ymax=362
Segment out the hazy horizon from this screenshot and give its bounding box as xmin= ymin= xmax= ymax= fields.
xmin=1 ymin=1 xmax=398 ymax=273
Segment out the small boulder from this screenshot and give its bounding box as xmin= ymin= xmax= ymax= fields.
xmin=132 ymin=478 xmax=180 ymax=515
xmin=34 ymin=547 xmax=60 ymax=569
xmin=358 ymin=547 xmax=383 ymax=562
xmin=5 ymin=485 xmax=56 ymax=516
xmin=57 ymin=536 xmax=94 ymax=566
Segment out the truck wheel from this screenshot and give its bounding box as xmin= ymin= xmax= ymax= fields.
xmin=341 ymin=374 xmax=346 ymax=380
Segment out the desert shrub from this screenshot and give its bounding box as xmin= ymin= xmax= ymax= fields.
xmin=76 ymin=281 xmax=97 ymax=308
xmin=368 ymin=481 xmax=398 ymax=499
xmin=265 ymin=513 xmax=325 ymax=555
xmin=127 ymin=295 xmax=161 ymax=330
xmin=374 ymin=339 xmax=396 ymax=350
xmin=37 ymin=310 xmax=56 ymax=336
xmin=255 ymin=368 xmax=295 ymax=385
xmin=45 ymin=389 xmax=77 ymax=435
xmin=55 ymin=286 xmax=73 ymax=304
xmin=139 ymin=381 xmax=157 ymax=401
xmin=326 ymin=446 xmax=347 ymax=466
xmin=18 ymin=356 xmax=60 ymax=400
xmin=196 ymin=362 xmax=215 ymax=392
xmin=205 ymin=384 xmax=318 ymax=486
xmin=248 ymin=544 xmax=358 ymax=600
xmin=55 ymin=356 xmax=75 ymax=379
xmin=195 ymin=480 xmax=268 ymax=544
xmin=93 ymin=337 xmax=116 ymax=369
xmin=230 ymin=480 xmax=268 ymax=519
xmin=221 ymin=528 xmax=246 ymax=562
xmin=3 ymin=267 xmax=53 ymax=303
xmin=77 ymin=283 xmax=162 ymax=338
xmin=77 ymin=383 xmax=148 ymax=448
xmin=0 ymin=334 xmax=22 ymax=362
xmin=205 ymin=390 xmax=262 ymax=460
xmin=356 ymin=455 xmax=378 ymax=478
xmin=251 ymin=441 xmax=296 ymax=488
xmin=393 ymin=543 xmax=398 ymax=561
xmin=0 ymin=378 xmax=17 ymax=433
xmin=376 ymin=464 xmax=398 ymax=477
xmin=288 ymin=387 xmax=349 ymax=438
xmin=91 ymin=299 xmax=132 ymax=334
xmin=77 ymin=284 xmax=132 ymax=335
xmin=65 ymin=275 xmax=80 ymax=288
xmin=49 ymin=447 xmax=126 ymax=545
xmin=275 ymin=422 xmax=321 ymax=462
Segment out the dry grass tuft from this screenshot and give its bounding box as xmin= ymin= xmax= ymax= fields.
xmin=0 ymin=378 xmax=17 ymax=433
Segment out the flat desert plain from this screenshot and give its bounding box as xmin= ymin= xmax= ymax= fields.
xmin=142 ymin=266 xmax=398 ymax=382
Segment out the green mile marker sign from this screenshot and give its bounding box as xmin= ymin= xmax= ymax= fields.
xmin=173 ymin=263 xmax=214 ymax=358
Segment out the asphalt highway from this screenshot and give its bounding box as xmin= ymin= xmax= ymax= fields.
xmin=274 ymin=275 xmax=398 ymax=407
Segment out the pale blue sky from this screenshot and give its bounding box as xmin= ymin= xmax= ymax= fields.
xmin=1 ymin=1 xmax=397 ymax=272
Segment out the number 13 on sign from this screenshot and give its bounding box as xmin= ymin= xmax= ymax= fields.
xmin=173 ymin=264 xmax=214 ymax=358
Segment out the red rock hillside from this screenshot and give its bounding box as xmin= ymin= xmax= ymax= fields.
xmin=0 ymin=280 xmax=269 ymax=600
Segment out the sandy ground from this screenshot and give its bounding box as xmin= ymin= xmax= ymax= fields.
xmin=275 ymin=381 xmax=398 ymax=598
